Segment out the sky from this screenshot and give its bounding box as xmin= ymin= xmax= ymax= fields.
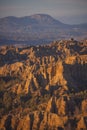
xmin=0 ymin=0 xmax=87 ymax=24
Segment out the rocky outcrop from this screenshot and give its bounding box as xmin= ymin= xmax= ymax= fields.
xmin=0 ymin=40 xmax=87 ymax=130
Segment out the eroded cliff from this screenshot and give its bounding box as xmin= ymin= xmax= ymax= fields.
xmin=0 ymin=40 xmax=87 ymax=130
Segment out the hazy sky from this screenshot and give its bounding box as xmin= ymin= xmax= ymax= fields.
xmin=0 ymin=0 xmax=87 ymax=24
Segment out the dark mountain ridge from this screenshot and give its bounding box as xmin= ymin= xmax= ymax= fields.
xmin=0 ymin=14 xmax=64 ymax=25
xmin=0 ymin=14 xmax=87 ymax=45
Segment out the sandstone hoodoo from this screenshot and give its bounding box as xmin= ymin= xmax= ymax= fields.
xmin=0 ymin=40 xmax=87 ymax=130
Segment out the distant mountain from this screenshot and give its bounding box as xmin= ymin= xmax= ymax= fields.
xmin=0 ymin=14 xmax=64 ymax=26
xmin=0 ymin=14 xmax=87 ymax=45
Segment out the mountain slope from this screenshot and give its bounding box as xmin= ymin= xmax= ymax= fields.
xmin=0 ymin=14 xmax=87 ymax=45
xmin=0 ymin=14 xmax=65 ymax=33
xmin=0 ymin=14 xmax=65 ymax=26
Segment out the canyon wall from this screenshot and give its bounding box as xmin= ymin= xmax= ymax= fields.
xmin=0 ymin=40 xmax=87 ymax=130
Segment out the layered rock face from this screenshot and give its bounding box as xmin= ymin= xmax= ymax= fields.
xmin=0 ymin=40 xmax=87 ymax=130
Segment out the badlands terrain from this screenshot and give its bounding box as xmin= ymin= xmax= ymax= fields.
xmin=0 ymin=39 xmax=87 ymax=130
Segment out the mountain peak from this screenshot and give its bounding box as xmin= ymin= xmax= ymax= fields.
xmin=29 ymin=14 xmax=62 ymax=25
xmin=30 ymin=14 xmax=54 ymax=19
xmin=0 ymin=14 xmax=87 ymax=45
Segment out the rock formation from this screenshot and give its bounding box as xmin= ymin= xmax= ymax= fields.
xmin=0 ymin=40 xmax=87 ymax=130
